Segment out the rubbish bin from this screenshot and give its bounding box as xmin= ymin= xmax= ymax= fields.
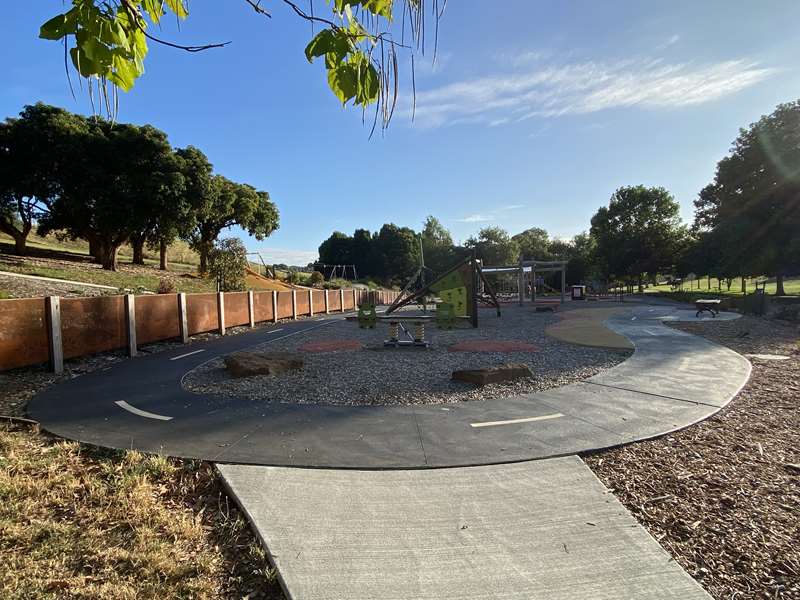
xmin=571 ymin=285 xmax=586 ymax=300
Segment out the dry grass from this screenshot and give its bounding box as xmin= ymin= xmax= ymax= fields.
xmin=0 ymin=423 xmax=284 ymax=600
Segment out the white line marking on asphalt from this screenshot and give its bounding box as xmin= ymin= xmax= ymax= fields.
xmin=267 ymin=328 xmax=284 ymax=334
xmin=169 ymin=349 xmax=206 ymax=361
xmin=115 ymin=400 xmax=173 ymax=421
xmin=631 ymin=316 xmax=637 ymax=320
xmin=470 ymin=413 xmax=564 ymax=428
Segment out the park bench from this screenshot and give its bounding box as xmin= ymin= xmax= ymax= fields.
xmin=695 ymin=298 xmax=721 ymax=318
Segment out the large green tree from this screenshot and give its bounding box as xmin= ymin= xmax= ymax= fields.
xmin=39 ymin=1 xmax=442 ymax=129
xmin=693 ymin=100 xmax=800 ymax=295
xmin=590 ymin=185 xmax=688 ymax=290
xmin=374 ymin=223 xmax=419 ymax=285
xmin=38 ymin=119 xmax=185 ymax=271
xmin=465 ymin=226 xmax=519 ymax=266
xmin=512 ymin=227 xmax=552 ymax=261
xmin=149 ymin=146 xmax=213 ymax=270
xmin=318 ymin=231 xmax=355 ymax=270
xmin=420 ymin=215 xmax=455 ymax=274
xmin=189 ymin=175 xmax=278 ymax=274
xmin=0 ymin=104 xmax=87 ymax=255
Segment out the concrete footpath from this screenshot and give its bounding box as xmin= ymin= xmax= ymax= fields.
xmin=219 ymin=457 xmax=711 ymax=600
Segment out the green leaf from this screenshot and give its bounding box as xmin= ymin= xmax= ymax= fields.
xmin=39 ymin=9 xmax=78 ymax=40
xmin=305 ymin=29 xmax=350 ymax=63
xmin=327 ymin=64 xmax=358 ymax=105
xmin=355 ymin=62 xmax=380 ymax=106
xmin=333 ymin=0 xmax=393 ymax=20
xmin=164 ymin=0 xmax=189 ymax=19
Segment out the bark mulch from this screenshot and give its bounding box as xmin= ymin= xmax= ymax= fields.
xmin=585 ymin=315 xmax=800 ymax=599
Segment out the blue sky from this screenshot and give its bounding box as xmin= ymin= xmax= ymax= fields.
xmin=5 ymin=2 xmax=800 ymax=265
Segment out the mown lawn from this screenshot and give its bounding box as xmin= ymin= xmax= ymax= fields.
xmin=0 ymin=422 xmax=283 ymax=600
xmin=645 ymin=276 xmax=800 ymax=296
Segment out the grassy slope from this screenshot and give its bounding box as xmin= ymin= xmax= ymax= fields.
xmin=0 ymin=259 xmax=216 ymax=294
xmin=0 ymin=423 xmax=284 ymax=599
xmin=0 ymin=233 xmax=300 ymax=295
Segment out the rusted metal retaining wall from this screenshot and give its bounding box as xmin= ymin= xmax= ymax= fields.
xmin=0 ymin=288 xmax=398 ymax=373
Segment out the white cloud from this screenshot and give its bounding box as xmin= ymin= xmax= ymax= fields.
xmin=656 ymin=34 xmax=681 ymax=50
xmin=249 ymin=247 xmax=318 ymax=266
xmin=456 ymin=214 xmax=495 ymax=223
xmin=498 ymin=204 xmax=525 ymax=211
xmin=411 ymin=56 xmax=776 ymax=128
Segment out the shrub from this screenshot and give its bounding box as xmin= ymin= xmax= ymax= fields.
xmin=208 ymin=238 xmax=248 ymax=292
xmin=157 ymin=279 xmax=176 ymax=294
xmin=308 ymin=271 xmax=325 ymax=287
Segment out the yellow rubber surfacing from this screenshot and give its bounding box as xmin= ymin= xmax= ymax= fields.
xmin=545 ymin=306 xmax=634 ymax=350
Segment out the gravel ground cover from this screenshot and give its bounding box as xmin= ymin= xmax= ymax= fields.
xmin=585 ymin=315 xmax=800 ymax=599
xmin=184 ymin=306 xmax=630 ymax=405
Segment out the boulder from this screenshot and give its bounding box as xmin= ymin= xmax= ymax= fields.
xmin=451 ymin=363 xmax=533 ymax=386
xmin=224 ymin=351 xmax=304 ymax=378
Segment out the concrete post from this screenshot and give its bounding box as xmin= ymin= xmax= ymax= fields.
xmin=272 ymin=290 xmax=278 ymax=323
xmin=308 ymin=289 xmax=314 ymax=316
xmin=177 ymin=293 xmax=189 ymax=343
xmin=124 ymin=294 xmax=137 ymax=357
xmin=340 ymin=289 xmax=345 ymax=313
xmin=291 ymin=290 xmax=297 ymax=320
xmin=45 ymin=296 xmax=63 ymax=374
xmin=352 ymin=288 xmax=357 ymax=310
xmin=217 ymin=292 xmax=226 ymax=335
xmin=324 ymin=289 xmax=330 ymax=314
xmin=247 ymin=290 xmax=255 ymax=327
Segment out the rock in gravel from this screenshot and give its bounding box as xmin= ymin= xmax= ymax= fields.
xmin=451 ymin=363 xmax=533 ymax=386
xmin=224 ymin=352 xmax=304 ymax=378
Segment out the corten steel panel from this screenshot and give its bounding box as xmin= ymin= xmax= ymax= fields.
xmin=61 ymin=296 xmax=126 ymax=359
xmin=0 ymin=298 xmax=49 ymax=370
xmin=329 ymin=290 xmax=341 ymax=312
xmin=296 ymin=292 xmax=310 ymax=316
xmin=312 ymin=290 xmax=326 ymax=313
xmin=253 ymin=292 xmax=274 ymax=323
xmin=343 ymin=291 xmax=354 ymax=311
xmin=277 ymin=292 xmax=293 ymax=319
xmin=135 ymin=294 xmax=180 ymax=344
xmin=187 ymin=293 xmax=219 ymax=335
xmin=225 ymin=292 xmax=250 ymax=327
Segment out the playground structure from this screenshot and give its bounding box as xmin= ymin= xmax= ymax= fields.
xmin=482 ymin=258 xmax=568 ymax=306
xmin=246 ymin=252 xmax=276 ymax=279
xmin=385 ymin=255 xmax=501 ymax=327
xmin=315 ymin=263 xmax=358 ymax=281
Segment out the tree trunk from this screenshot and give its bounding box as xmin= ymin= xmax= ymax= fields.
xmin=741 ymin=278 xmax=746 ymax=294
xmin=88 ymin=238 xmax=102 ymax=264
xmin=707 ymin=275 xmax=710 ymax=290
xmin=12 ymin=226 xmax=30 ymax=255
xmin=199 ymin=251 xmax=208 ymax=276
xmin=776 ymin=273 xmax=786 ymax=296
xmin=159 ymin=238 xmax=168 ymax=270
xmin=0 ymin=221 xmax=31 ymax=256
xmin=99 ymin=242 xmax=120 ymax=271
xmin=131 ymin=235 xmax=146 ymax=265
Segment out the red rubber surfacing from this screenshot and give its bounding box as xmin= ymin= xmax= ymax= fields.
xmin=447 ymin=340 xmax=539 ymax=353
